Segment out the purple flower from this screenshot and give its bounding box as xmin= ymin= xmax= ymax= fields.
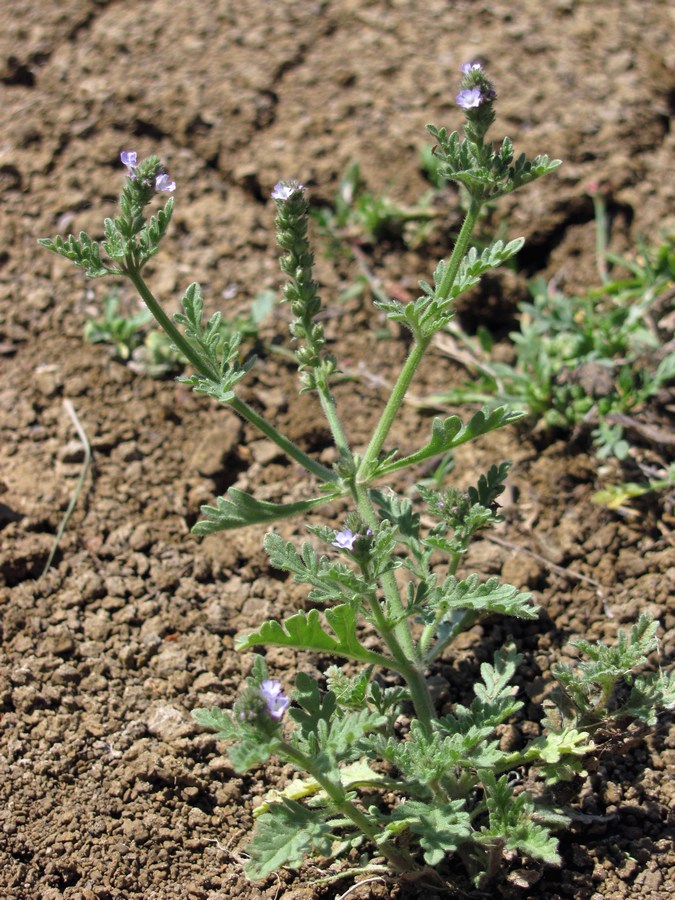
xmin=155 ymin=172 xmax=176 ymax=193
xmin=120 ymin=150 xmax=137 ymax=168
xmin=260 ymin=680 xmax=290 ymax=721
xmin=121 ymin=150 xmax=138 ymax=177
xmin=331 ymin=528 xmax=359 ymax=551
xmin=272 ymin=181 xmax=304 ymax=201
xmin=461 ymin=62 xmax=483 ymax=75
xmin=456 ymin=88 xmax=484 ymax=110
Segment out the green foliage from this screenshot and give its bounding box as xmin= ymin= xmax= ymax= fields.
xmin=551 ymin=613 xmax=675 ymax=729
xmin=140 ymin=287 xmax=274 ymax=377
xmin=475 ymin=773 xmax=563 ymax=868
xmin=523 ymin=728 xmax=593 ymax=784
xmin=275 ymin=183 xmax=337 ymax=390
xmin=200 ymin=515 xmax=668 ymax=885
xmin=592 ymin=462 xmax=675 ymax=509
xmin=426 ymin=573 xmax=538 ymax=622
xmin=438 ymin=645 xmax=524 ymax=733
xmin=39 ymin=72 xmax=672 ymax=894
xmin=82 ymin=283 xmax=274 ymax=378
xmin=83 ymin=293 xmax=151 ymax=359
xmin=41 ymin=155 xmax=173 ymax=276
xmin=245 ymin=799 xmax=333 ymax=881
xmin=386 ymin=800 xmax=472 ymax=866
xmin=191 ymin=705 xmax=279 ymax=772
xmin=311 ymin=162 xmax=441 ymax=251
xmin=196 ymin=636 xmax=619 ymax=882
xmin=367 ymin=719 xmax=504 ymax=789
xmin=289 ymin=672 xmax=387 ymax=763
xmin=454 ymin=239 xmax=526 ymax=291
xmin=427 ymin=124 xmax=561 ymax=200
xmin=375 ymin=407 xmax=523 ymax=476
xmin=174 ymin=282 xmax=253 ymax=400
xmin=192 ymin=656 xmax=281 ymax=771
xmin=39 ymin=231 xmax=119 ymax=278
xmin=428 ymin=237 xmax=675 ymax=458
xmin=263 ymin=530 xmax=378 ymax=604
xmin=235 ymin=604 xmax=387 ymax=669
xmin=192 ymin=488 xmax=335 ymax=534
xmin=324 ymin=665 xmax=372 ymax=709
xmin=422 ymin=460 xmax=510 ymax=534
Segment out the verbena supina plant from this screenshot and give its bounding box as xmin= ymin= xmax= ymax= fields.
xmin=40 ymin=65 xmax=675 ymax=890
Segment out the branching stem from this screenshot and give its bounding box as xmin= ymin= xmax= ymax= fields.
xmin=277 ymin=740 xmax=419 ymax=875
xmin=126 ymin=265 xmax=338 ymax=485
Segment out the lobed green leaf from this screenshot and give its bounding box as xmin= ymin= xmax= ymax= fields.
xmin=191 ymin=706 xmax=278 ymax=772
xmin=236 ymin=604 xmax=386 ymax=669
xmin=432 ymin=573 xmax=538 ymax=620
xmin=192 ymin=489 xmax=333 ymax=534
xmin=264 ymin=532 xmax=373 ymax=605
xmin=476 ymin=772 xmax=562 ymax=866
xmin=245 ymin=799 xmax=332 ymax=880
xmin=377 ymin=407 xmax=523 ymax=476
xmin=388 ymin=799 xmax=471 ymax=866
xmin=439 ymin=645 xmax=524 ymax=733
xmin=38 ymin=232 xmax=118 ymax=278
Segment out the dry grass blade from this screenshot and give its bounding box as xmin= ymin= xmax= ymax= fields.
xmin=41 ymin=399 xmax=92 ymax=577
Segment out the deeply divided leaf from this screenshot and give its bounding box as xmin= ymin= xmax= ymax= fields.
xmin=245 ymin=799 xmax=333 ymax=880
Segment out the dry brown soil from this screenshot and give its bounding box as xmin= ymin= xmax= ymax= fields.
xmin=1 ymin=1 xmax=674 ymax=899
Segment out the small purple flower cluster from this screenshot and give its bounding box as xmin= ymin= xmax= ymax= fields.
xmin=331 ymin=526 xmax=373 ymax=551
xmin=456 ymin=88 xmax=484 ymax=111
xmin=331 ymin=528 xmax=359 ymax=551
xmin=259 ymin=680 xmax=290 ymax=720
xmin=271 ymin=181 xmax=305 ymax=201
xmin=456 ymin=62 xmax=495 ymax=111
xmin=237 ymin=679 xmax=290 ymax=725
xmin=120 ymin=150 xmax=176 ymax=193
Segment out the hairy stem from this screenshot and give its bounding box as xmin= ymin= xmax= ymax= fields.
xmin=434 ymin=195 xmax=484 ymax=301
xmin=126 ymin=266 xmax=338 ymax=485
xmin=352 ymin=482 xmax=436 ymax=733
xmin=315 ymin=373 xmax=352 ymax=462
xmin=357 ymin=337 xmax=430 ymax=481
xmin=356 ymin=197 xmax=483 ymax=484
xmin=277 ymin=740 xmax=419 ymax=874
xmin=126 ymin=265 xmax=217 ymax=381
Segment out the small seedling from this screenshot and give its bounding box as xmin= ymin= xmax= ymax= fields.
xmin=83 ymin=291 xmax=152 ymax=360
xmin=312 ymin=161 xmax=441 ymax=252
xmin=592 ymin=462 xmax=675 ymax=511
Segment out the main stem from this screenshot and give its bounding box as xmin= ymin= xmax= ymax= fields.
xmin=435 ymin=195 xmax=483 ymax=301
xmin=126 ymin=266 xmax=338 ymax=485
xmin=352 ymin=482 xmax=436 ymax=733
xmin=356 ymin=194 xmax=484 ymax=483
xmin=357 ymin=337 xmax=430 ymax=480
